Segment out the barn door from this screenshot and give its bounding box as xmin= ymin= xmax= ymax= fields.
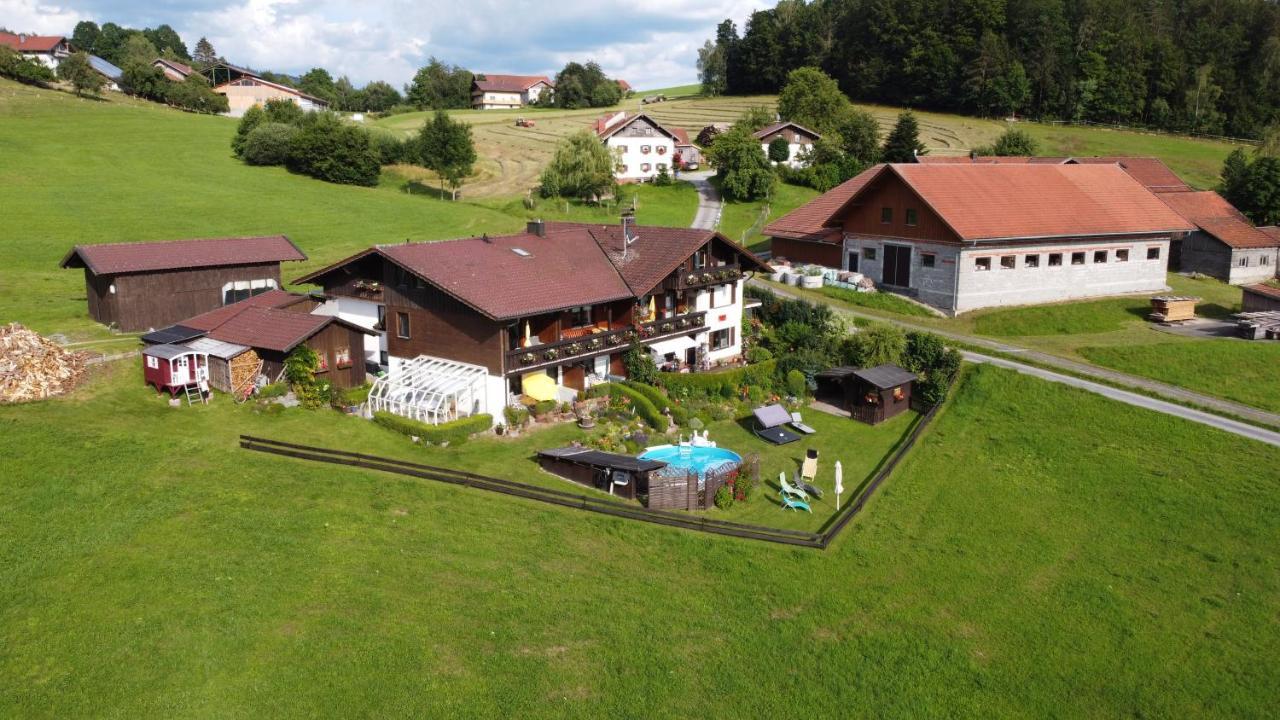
xmin=882 ymin=245 xmax=912 ymax=288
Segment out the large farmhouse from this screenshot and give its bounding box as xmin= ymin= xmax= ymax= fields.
xmin=60 ymin=235 xmax=308 ymax=332
xmin=471 ymin=74 xmax=553 ymax=110
xmin=0 ymin=32 xmax=71 ymax=68
xmin=295 ymin=220 xmax=768 ymax=424
xmin=766 ymin=163 xmax=1195 ymax=314
xmin=596 ymin=112 xmax=680 ymax=183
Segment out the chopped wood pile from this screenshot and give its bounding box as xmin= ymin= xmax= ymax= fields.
xmin=0 ymin=323 xmax=89 ymax=403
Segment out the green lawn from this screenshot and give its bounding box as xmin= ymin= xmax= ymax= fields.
xmin=716 ymin=180 xmax=819 ymax=251
xmin=970 ymin=296 xmax=1150 ymax=336
xmin=1080 ymin=340 xmax=1280 ymax=413
xmin=1021 ymin=122 xmax=1242 ymax=189
xmin=3 ymin=361 xmax=1278 ymax=717
xmin=818 ymin=285 xmax=937 ymax=317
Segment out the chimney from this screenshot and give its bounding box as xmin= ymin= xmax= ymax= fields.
xmin=527 ymin=219 xmax=546 ymax=237
xmin=621 ymin=211 xmax=638 ymax=245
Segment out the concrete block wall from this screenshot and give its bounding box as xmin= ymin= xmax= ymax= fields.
xmin=843 ymin=236 xmax=961 ymax=310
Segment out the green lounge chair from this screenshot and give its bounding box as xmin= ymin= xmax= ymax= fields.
xmin=780 ymin=491 xmax=812 ymax=512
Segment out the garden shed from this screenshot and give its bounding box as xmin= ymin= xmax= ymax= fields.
xmin=182 ymin=337 xmax=258 ymax=395
xmin=816 ymin=364 xmax=916 ymax=425
xmin=368 ymin=355 xmax=489 ymax=424
xmin=536 ymin=447 xmax=667 ymax=501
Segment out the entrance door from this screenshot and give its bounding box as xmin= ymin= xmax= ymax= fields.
xmin=846 ymin=251 xmax=859 ymax=273
xmin=563 ymin=364 xmax=586 ymax=391
xmin=173 ymin=356 xmax=190 ymax=385
xmin=882 ymin=245 xmax=911 ymax=287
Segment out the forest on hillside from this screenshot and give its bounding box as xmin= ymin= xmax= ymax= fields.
xmin=697 ymin=0 xmax=1280 ymax=138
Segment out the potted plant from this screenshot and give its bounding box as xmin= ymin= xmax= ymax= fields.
xmin=770 ymin=264 xmax=787 ymax=282
xmin=800 ymin=266 xmax=825 ymax=289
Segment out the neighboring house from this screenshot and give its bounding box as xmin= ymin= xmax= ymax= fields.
xmin=1242 ymin=282 xmax=1280 ymax=312
xmin=294 ymin=219 xmax=769 ymax=425
xmin=152 ymin=57 xmax=194 ymax=81
xmin=0 ymin=32 xmax=71 ymax=68
xmin=1157 ymin=191 xmax=1279 ymax=284
xmin=596 ymin=112 xmax=679 ymax=182
xmin=670 ymin=128 xmax=701 ymax=168
xmin=765 ymin=163 xmax=1195 ymax=315
xmin=198 ymin=61 xmax=329 ymax=117
xmin=471 ymin=74 xmax=553 ymax=110
xmin=753 ymin=121 xmax=821 ymax=168
xmin=917 ymin=155 xmax=1192 ymax=194
xmin=60 ymin=235 xmax=308 ymax=332
xmin=616 ymin=79 xmax=633 ymax=95
xmin=142 ymin=289 xmax=373 ymax=389
xmin=88 ymin=55 xmax=123 ymax=91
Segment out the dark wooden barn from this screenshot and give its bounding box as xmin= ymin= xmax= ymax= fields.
xmin=536 ymin=447 xmax=667 ymax=502
xmin=815 ymin=364 xmax=916 ymax=425
xmin=60 ymin=235 xmax=307 ymax=332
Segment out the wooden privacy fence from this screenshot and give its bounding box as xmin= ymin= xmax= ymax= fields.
xmin=238 ymin=405 xmax=937 ymax=550
xmin=646 ymin=454 xmax=757 ymax=511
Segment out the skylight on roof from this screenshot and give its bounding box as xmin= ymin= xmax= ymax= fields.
xmin=512 ymin=248 xmax=531 ymax=257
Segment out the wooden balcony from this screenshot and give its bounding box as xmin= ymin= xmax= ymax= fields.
xmin=505 ymin=310 xmax=707 ymax=374
xmin=674 ymin=265 xmax=742 ymax=291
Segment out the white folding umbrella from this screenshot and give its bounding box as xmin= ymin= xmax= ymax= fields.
xmin=834 ymin=461 xmax=844 ymax=510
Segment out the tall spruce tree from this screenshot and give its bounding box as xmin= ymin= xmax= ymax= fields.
xmin=881 ymin=111 xmax=927 ymax=163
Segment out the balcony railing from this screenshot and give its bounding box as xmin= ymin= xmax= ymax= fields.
xmin=677 ymin=265 xmax=742 ymax=290
xmin=505 ymin=310 xmax=706 ymax=373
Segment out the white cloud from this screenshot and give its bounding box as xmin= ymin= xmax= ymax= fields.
xmin=0 ymin=0 xmax=86 ymax=34
xmin=17 ymin=0 xmax=770 ymax=89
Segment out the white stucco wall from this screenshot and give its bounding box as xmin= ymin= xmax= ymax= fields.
xmin=694 ymin=280 xmax=745 ymax=363
xmin=762 ymin=142 xmax=812 ymax=169
xmin=314 ymin=297 xmax=385 ymax=365
xmin=608 ymin=136 xmax=676 ymax=182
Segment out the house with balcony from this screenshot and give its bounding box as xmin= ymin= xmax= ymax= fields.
xmin=0 ymin=32 xmax=71 ymax=68
xmin=596 ymin=112 xmax=679 ymax=183
xmin=766 ymin=163 xmax=1195 ymax=315
xmin=294 ymin=219 xmax=768 ymax=425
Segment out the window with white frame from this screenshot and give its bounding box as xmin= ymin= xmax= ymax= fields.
xmin=222 ymin=278 xmax=277 ymax=305
xmin=146 ymin=355 xmax=159 ymax=369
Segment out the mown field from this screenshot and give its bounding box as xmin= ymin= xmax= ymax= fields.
xmin=3 ymin=360 xmax=1278 ymax=717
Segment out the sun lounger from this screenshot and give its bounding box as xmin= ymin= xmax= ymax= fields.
xmin=790 ymin=412 xmax=817 ymax=435
xmin=793 ymin=471 xmax=823 ymax=499
xmin=754 ymin=403 xmax=802 ymax=445
xmin=780 ymin=475 xmax=808 ymax=501
xmin=780 ymin=491 xmax=812 ymax=513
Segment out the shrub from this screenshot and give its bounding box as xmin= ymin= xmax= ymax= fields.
xmin=0 ymin=46 xmax=55 ymax=86
xmin=531 ymin=399 xmax=558 ymax=417
xmin=368 ymin=126 xmax=411 ymax=165
xmin=588 ymin=383 xmax=666 ymax=429
xmin=623 ymin=381 xmax=688 ymax=425
xmin=257 ymin=382 xmax=288 ymax=399
xmin=241 ymin=122 xmax=298 ymax=166
xmin=286 ymin=113 xmax=381 ymax=186
xmin=653 ymin=164 xmax=673 ymax=186
xmin=658 ymin=360 xmax=778 ymax=401
xmin=339 ymin=383 xmax=371 ymax=406
xmin=714 ymin=484 xmax=734 ymax=510
xmin=503 ymin=404 xmax=530 ymax=428
xmin=785 ymin=369 xmax=808 ymax=398
xmin=373 ymin=411 xmax=493 ymax=445
xmin=232 ymin=105 xmax=266 ymax=157
xmin=623 ymin=343 xmax=658 ymax=385
xmin=744 ymin=346 xmax=773 ymax=363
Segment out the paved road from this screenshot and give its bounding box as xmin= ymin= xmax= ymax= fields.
xmin=753 ymin=279 xmax=1280 ymax=445
xmin=684 ymin=171 xmax=723 ymax=231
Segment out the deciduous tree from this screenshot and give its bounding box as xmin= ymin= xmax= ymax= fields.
xmin=415 ymin=111 xmax=477 ymax=200
xmin=57 ymin=52 xmax=105 ymax=96
xmin=706 ymin=126 xmax=774 ymax=201
xmin=539 ymin=130 xmax=617 ymax=200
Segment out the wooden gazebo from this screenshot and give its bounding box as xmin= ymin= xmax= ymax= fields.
xmin=815 ymin=364 xmax=917 ymax=425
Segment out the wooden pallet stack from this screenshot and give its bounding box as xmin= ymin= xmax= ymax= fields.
xmin=1149 ymin=295 xmax=1200 ymax=324
xmin=1234 ymin=311 xmax=1280 ymax=340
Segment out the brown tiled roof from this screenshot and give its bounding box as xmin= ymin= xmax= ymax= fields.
xmin=1259 ymin=226 xmax=1280 ymax=243
xmin=182 ymin=290 xmax=312 ymax=331
xmin=1069 ymin=157 xmax=1191 ymax=193
xmin=153 ymin=58 xmax=193 ymax=76
xmin=752 ymin=121 xmax=821 ymax=142
xmin=473 ymin=74 xmax=552 ymax=93
xmin=0 ymin=32 xmax=66 ymax=53
xmin=917 ymin=155 xmax=1068 ymax=164
xmin=1158 ymin=191 xmax=1278 ymax=249
xmin=670 ymin=127 xmax=693 ymax=146
xmin=595 ymin=113 xmax=678 ymax=141
xmin=299 ymin=223 xmax=767 ymax=321
xmin=764 ymin=164 xmax=884 ymax=243
xmin=768 ymin=164 xmax=1194 ymax=244
xmin=616 ymin=79 xmax=632 ymax=92
xmin=1243 ymin=283 xmax=1280 ymax=301
xmin=380 ymin=227 xmax=633 ymax=320
xmin=60 ymin=235 xmax=307 ymax=275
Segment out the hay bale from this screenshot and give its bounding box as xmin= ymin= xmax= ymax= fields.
xmin=0 ymin=323 xmax=89 ymax=403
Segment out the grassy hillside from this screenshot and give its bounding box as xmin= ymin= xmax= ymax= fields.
xmin=2 ymin=362 xmax=1277 ymax=716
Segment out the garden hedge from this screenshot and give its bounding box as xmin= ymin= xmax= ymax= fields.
xmin=657 ymin=360 xmax=778 ymax=400
xmin=373 ymin=411 xmax=493 ymax=445
xmin=622 ymin=381 xmax=688 ymax=425
xmin=586 ymin=383 xmax=666 ymax=430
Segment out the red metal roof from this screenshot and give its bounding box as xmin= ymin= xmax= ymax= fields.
xmin=473 ymin=74 xmax=552 ymax=93
xmin=299 ymin=223 xmax=767 ymax=321
xmin=60 ymin=236 xmax=307 ymax=275
xmin=182 ymin=290 xmax=312 ymax=331
xmin=1158 ymin=191 xmax=1278 ymax=249
xmin=764 ymin=164 xmax=884 ymax=243
xmin=0 ymin=32 xmax=66 ymax=53
xmin=916 ymin=155 xmax=1190 ymax=192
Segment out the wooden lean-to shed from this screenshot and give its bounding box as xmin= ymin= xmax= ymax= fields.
xmin=816 ymin=364 xmax=916 ymax=425
xmin=184 ymin=337 xmax=259 ymax=394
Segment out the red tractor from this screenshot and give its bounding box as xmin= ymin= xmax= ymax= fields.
xmin=515 ymin=117 xmax=536 ymax=128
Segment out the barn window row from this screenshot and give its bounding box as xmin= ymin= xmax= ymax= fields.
xmin=221 ymin=278 xmax=278 ymax=305
xmin=973 ymin=246 xmax=1158 ymax=271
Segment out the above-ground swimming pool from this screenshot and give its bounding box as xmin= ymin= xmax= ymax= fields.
xmin=638 ymin=445 xmax=743 ymax=478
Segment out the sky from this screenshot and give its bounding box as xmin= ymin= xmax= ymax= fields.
xmin=2 ymin=0 xmax=770 ymax=89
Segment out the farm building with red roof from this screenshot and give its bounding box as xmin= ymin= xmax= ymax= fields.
xmin=1156 ymin=191 xmax=1280 ymax=284
xmin=766 ymin=163 xmax=1196 ymax=314
xmin=594 ymin=112 xmax=680 ymax=182
xmin=295 ymin=219 xmax=768 ymax=425
xmin=60 ymin=235 xmax=307 ymax=331
xmin=471 ymin=73 xmax=553 ymax=109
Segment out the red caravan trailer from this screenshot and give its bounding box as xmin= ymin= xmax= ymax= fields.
xmin=142 ymin=343 xmax=211 ymax=402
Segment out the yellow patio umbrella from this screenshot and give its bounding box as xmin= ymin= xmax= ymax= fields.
xmin=522 ymin=371 xmax=557 ymax=402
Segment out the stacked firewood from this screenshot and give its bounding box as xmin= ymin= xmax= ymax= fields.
xmin=0 ymin=323 xmax=88 ymax=403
